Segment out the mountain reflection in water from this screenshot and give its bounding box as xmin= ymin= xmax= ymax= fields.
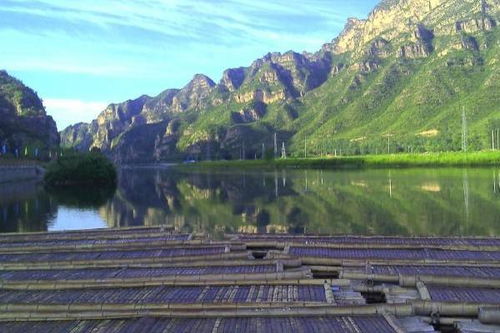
xmin=1 ymin=167 xmax=499 ymax=237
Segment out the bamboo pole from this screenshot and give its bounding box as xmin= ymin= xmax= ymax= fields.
xmin=0 ymin=270 xmax=316 ymax=290
xmin=0 ymin=259 xmax=303 ymax=271
xmin=0 ymin=242 xmax=246 ymax=254
xmin=339 ymin=271 xmax=500 ymax=288
xmin=242 ymin=240 xmax=500 ymax=251
xmin=0 ymin=279 xmax=352 ymax=291
xmin=0 ymin=252 xmax=252 ymax=270
xmin=0 ymin=303 xmax=415 ymax=321
xmin=301 ymin=257 xmax=500 ymax=267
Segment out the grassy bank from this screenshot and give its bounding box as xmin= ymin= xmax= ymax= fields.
xmin=180 ymin=151 xmax=500 ymax=170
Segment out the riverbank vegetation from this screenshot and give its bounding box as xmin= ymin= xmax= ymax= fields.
xmin=44 ymin=152 xmax=117 ymax=187
xmin=182 ymin=151 xmax=500 ymax=170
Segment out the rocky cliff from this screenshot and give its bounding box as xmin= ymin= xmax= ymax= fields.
xmin=61 ymin=0 xmax=500 ymax=162
xmin=0 ymin=71 xmax=59 ymax=153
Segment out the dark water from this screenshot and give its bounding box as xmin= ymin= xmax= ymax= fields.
xmin=1 ymin=167 xmax=499 ymax=237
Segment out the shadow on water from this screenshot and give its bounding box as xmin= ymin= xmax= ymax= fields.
xmin=1 ymin=167 xmax=499 ymax=236
xmin=0 ymin=180 xmax=56 ymax=233
xmin=0 ymin=180 xmax=115 ymax=233
xmin=46 ymin=185 xmax=116 ymax=209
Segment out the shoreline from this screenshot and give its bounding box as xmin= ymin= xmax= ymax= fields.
xmin=178 ymin=151 xmax=500 ymax=170
xmin=0 ymin=164 xmax=45 ymax=184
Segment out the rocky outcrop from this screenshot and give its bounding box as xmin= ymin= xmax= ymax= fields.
xmin=365 ymin=38 xmax=391 ymax=58
xmin=354 ymin=60 xmax=380 ymax=73
xmin=399 ymin=41 xmax=432 ymax=58
xmin=61 ymin=76 xmax=214 ymax=153
xmin=93 ymin=95 xmax=152 ymax=150
xmin=330 ymin=64 xmax=345 ymax=76
xmin=398 ymin=24 xmax=434 ymax=58
xmin=171 ymin=74 xmax=215 ymax=113
xmin=234 ymin=89 xmax=286 ymax=104
xmin=331 ymin=18 xmax=367 ymax=54
xmin=112 ymin=122 xmax=168 ymax=164
xmin=456 ymin=17 xmax=497 ymax=33
xmin=231 ymin=102 xmax=267 ymax=124
xmin=461 ymin=35 xmax=480 ymax=51
xmin=141 ymin=89 xmax=179 ymax=122
xmin=59 ymin=123 xmax=92 ymax=150
xmin=221 ymin=68 xmax=246 ymax=91
xmin=0 ymin=71 xmax=59 ymax=151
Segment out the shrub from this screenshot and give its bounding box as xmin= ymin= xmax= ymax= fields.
xmin=44 ymin=152 xmax=117 ymax=187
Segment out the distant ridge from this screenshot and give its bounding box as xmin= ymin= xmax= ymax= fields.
xmin=60 ymin=0 xmax=500 ymax=162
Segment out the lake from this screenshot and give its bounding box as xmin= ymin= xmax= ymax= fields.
xmin=1 ymin=167 xmax=499 ymax=237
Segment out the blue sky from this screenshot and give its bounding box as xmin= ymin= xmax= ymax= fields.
xmin=0 ymin=0 xmax=379 ymax=130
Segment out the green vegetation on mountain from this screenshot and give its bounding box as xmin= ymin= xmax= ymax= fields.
xmin=60 ymin=0 xmax=500 ymax=163
xmin=0 ymin=70 xmax=59 ymax=154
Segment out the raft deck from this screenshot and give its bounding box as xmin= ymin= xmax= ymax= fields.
xmin=0 ymin=226 xmax=499 ymax=332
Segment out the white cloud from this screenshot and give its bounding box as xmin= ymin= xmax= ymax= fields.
xmin=44 ymin=98 xmax=108 ymax=130
xmin=1 ymin=0 xmax=355 ymax=50
xmin=1 ymin=0 xmax=372 ymax=78
xmin=7 ymin=60 xmax=132 ymax=77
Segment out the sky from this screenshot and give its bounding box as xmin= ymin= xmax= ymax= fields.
xmin=0 ymin=0 xmax=379 ymax=130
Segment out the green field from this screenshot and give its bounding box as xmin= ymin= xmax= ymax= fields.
xmin=183 ymin=151 xmax=500 ymax=169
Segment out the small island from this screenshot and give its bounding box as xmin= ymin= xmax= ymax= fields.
xmin=44 ymin=151 xmax=117 ymax=187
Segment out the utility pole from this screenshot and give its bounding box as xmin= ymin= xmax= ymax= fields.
xmin=462 ymin=106 xmax=467 ymax=152
xmin=387 ymin=136 xmax=390 ymax=154
xmin=261 ymin=143 xmax=265 ymax=159
xmin=304 ymin=137 xmax=307 ymax=158
xmin=273 ymin=133 xmax=277 ymax=159
xmin=496 ymin=128 xmax=500 ymax=149
xmin=281 ymin=142 xmax=286 ymax=159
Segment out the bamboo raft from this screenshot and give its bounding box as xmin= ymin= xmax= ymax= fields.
xmin=0 ymin=315 xmax=403 ymax=333
xmin=0 ymin=228 xmax=499 ymax=332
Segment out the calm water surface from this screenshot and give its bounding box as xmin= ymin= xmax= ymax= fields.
xmin=1 ymin=167 xmax=499 ymax=237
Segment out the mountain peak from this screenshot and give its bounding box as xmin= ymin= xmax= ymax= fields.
xmin=169 ymin=74 xmax=216 ymax=113
xmin=190 ymin=74 xmax=215 ymax=87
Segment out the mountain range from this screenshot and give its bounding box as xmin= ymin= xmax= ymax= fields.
xmin=53 ymin=0 xmax=500 ymax=162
